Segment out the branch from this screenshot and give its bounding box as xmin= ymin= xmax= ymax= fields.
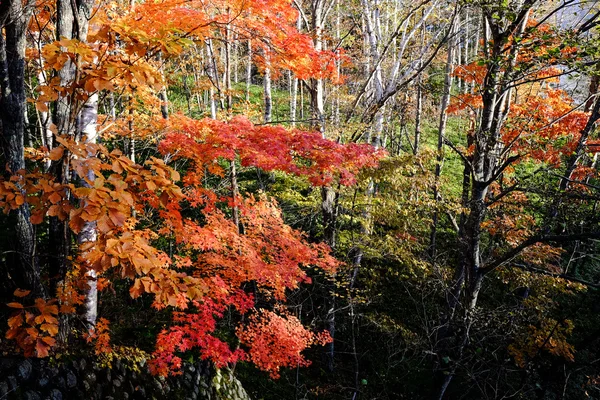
xmin=255 ymin=118 xmax=321 ymax=126
xmin=482 ymin=154 xmax=521 ymax=187
xmin=511 ymin=262 xmax=600 ymax=289
xmin=344 ymin=0 xmax=435 ymax=123
xmin=358 ymin=12 xmax=457 ymax=125
xmin=484 ymin=232 xmax=600 ymax=274
xmin=442 ymin=135 xmax=473 ymax=173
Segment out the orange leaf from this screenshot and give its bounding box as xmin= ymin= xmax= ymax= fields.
xmin=8 ymin=314 xmax=23 ymax=329
xmin=48 ymin=147 xmax=64 ymax=161
xmin=36 ymin=101 xmax=49 ymax=113
xmin=7 ymin=302 xmax=24 ymax=309
xmin=31 ymin=211 xmax=44 ymax=225
xmin=108 ymin=207 xmax=126 ymax=226
xmin=41 ymin=336 xmax=56 ymax=346
xmin=40 ymin=323 xmax=59 ymax=336
xmin=14 ymin=289 xmax=31 ymax=298
xmin=48 ymin=191 xmax=62 ymax=204
xmin=36 ymin=339 xmax=50 ymax=357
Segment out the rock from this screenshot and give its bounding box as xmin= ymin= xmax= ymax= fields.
xmin=53 ymin=376 xmax=66 ymax=389
xmin=24 ymin=390 xmax=41 ymax=400
xmin=7 ymin=375 xmax=18 ymax=391
xmin=152 ymin=379 xmax=163 ymax=393
xmin=66 ymin=370 xmax=77 ymax=388
xmin=47 ymin=389 xmax=63 ymax=400
xmin=17 ymin=360 xmax=33 ymax=381
xmin=0 ymin=359 xmax=17 ymax=375
xmin=0 ymin=382 xmax=9 ymax=398
xmin=36 ymin=373 xmax=50 ymax=389
xmin=184 ymin=373 xmax=193 ymax=387
xmin=84 ymin=371 xmax=96 ymax=385
xmin=95 ymin=383 xmax=104 ymax=398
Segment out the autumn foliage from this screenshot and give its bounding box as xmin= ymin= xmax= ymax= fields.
xmin=0 ymin=0 xmax=382 ymax=379
xmin=1 ymin=115 xmax=380 ymax=374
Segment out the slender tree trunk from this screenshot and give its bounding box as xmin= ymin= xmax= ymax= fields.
xmin=206 ymin=39 xmax=219 ymax=119
xmin=413 ymin=78 xmax=423 ymax=155
xmin=430 ymin=26 xmax=454 ymax=259
xmin=246 ymin=39 xmax=252 ymax=103
xmin=157 ymin=52 xmax=169 ymax=119
xmin=78 ymin=93 xmax=99 ymax=329
xmin=291 ymin=76 xmax=298 ymax=127
xmin=263 ymin=53 xmax=272 ymax=123
xmin=0 ymin=3 xmax=44 ymax=297
xmin=75 ymin=0 xmax=99 ymax=328
xmin=49 ymin=0 xmax=77 ymax=299
xmin=224 ymin=12 xmax=232 ymax=114
xmin=290 ymin=7 xmax=302 ymax=127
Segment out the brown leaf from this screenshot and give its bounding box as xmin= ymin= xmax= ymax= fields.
xmin=14 ymin=289 xmax=31 ymax=298
xmin=48 ymin=147 xmax=64 ymax=161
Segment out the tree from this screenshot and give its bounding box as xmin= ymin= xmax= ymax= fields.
xmin=0 ymin=0 xmax=381 ymax=380
xmin=435 ymin=2 xmax=600 ymax=397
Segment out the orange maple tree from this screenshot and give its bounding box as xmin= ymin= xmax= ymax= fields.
xmin=1 ymin=0 xmax=382 ymax=377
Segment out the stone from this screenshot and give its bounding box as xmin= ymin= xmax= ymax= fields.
xmin=48 ymin=389 xmax=63 ymax=400
xmin=95 ymin=383 xmax=104 ymax=398
xmin=184 ymin=373 xmax=193 ymax=387
xmin=17 ymin=359 xmax=33 ymax=381
xmin=53 ymin=376 xmax=66 ymax=389
xmin=133 ymin=386 xmax=146 ymax=399
xmin=66 ymin=370 xmax=77 ymax=388
xmin=0 ymin=382 xmax=9 ymax=397
xmin=24 ymin=390 xmax=41 ymax=400
xmin=152 ymin=379 xmax=162 ymax=393
xmin=7 ymin=376 xmax=18 ymax=391
xmin=0 ymin=359 xmax=17 ymax=374
xmin=84 ymin=371 xmax=96 ymax=384
xmin=36 ymin=373 xmax=50 ymax=389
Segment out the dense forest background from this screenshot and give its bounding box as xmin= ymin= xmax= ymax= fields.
xmin=1 ymin=0 xmax=600 ymax=398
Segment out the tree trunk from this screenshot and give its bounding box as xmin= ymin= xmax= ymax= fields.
xmin=263 ymin=54 xmax=272 ymax=123
xmin=246 ymin=40 xmax=252 ymax=103
xmin=430 ymin=25 xmax=455 ymax=259
xmin=0 ymin=3 xmax=44 ymax=296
